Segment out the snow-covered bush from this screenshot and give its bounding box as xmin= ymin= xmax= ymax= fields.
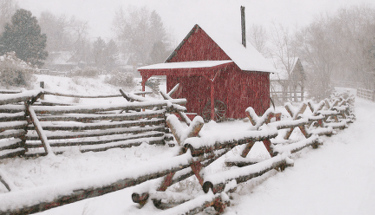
xmin=0 ymin=52 xmax=35 ymax=88
xmin=105 ymin=70 xmax=136 ymax=88
xmin=70 ymin=67 xmax=102 ymax=77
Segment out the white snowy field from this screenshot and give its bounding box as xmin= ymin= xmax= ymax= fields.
xmin=0 ymin=74 xmax=374 ymax=214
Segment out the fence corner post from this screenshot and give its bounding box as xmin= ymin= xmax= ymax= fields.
xmin=40 ymin=81 xmax=45 ymax=100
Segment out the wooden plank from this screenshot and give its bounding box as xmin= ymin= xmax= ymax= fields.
xmin=27 ymin=105 xmax=54 ymax=156
xmin=0 ymin=148 xmax=25 ymax=159
xmin=271 ymin=118 xmax=309 ymax=130
xmin=0 ymin=91 xmax=41 ymax=105
xmin=43 ymin=90 xmax=122 ymax=98
xmin=0 ymin=112 xmax=26 ymax=122
xmin=160 ymin=90 xmax=191 ymax=126
xmin=0 ymin=129 xmax=27 ymax=139
xmin=34 ymin=101 xmax=74 ymax=106
xmin=122 ymin=89 xmax=187 ymax=106
xmin=0 ymin=89 xmax=22 ymax=94
xmin=0 ymin=171 xmax=12 ymax=191
xmin=184 ymin=131 xmax=278 ymax=157
xmin=167 ymin=83 xmax=180 ymax=97
xmin=0 ymin=105 xmax=26 ymax=113
xmin=31 ymin=101 xmax=186 ymax=114
xmin=36 ymin=110 xmax=166 ymax=122
xmin=273 ymin=136 xmax=322 ymax=155
xmin=25 ymin=136 xmax=166 ymax=156
xmin=0 ymin=121 xmax=28 ymax=132
xmin=80 ymin=136 xmax=165 ymax=152
xmin=26 ymin=125 xmax=166 ymax=140
xmin=30 ymin=118 xmax=165 ymax=131
xmin=0 ymin=138 xmax=22 ymax=150
xmin=202 ymin=154 xmax=290 ymax=194
xmin=25 ymin=132 xmax=164 ymax=148
xmin=120 ymin=89 xmax=145 ymax=102
xmin=157 ymin=193 xmax=224 ymax=215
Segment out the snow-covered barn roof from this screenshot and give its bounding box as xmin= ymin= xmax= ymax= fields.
xmin=165 ymin=24 xmax=276 ymax=73
xmin=138 ymin=60 xmax=233 ymax=70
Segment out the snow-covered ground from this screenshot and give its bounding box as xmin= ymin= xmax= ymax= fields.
xmin=225 ymin=97 xmax=375 ymax=215
xmin=1 ymin=74 xmax=374 ymax=214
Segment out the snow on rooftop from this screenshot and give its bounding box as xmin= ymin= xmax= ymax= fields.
xmin=142 ymin=24 xmax=276 ymax=73
xmin=138 ymin=60 xmax=233 ymax=70
xmin=197 ymin=23 xmax=276 ymax=73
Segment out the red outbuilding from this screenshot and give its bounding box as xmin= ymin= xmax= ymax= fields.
xmin=138 ymin=23 xmax=275 ymax=121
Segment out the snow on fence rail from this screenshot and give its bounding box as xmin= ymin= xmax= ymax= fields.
xmin=0 ymin=89 xmax=355 ymax=214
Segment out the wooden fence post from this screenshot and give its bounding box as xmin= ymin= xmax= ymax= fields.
xmin=26 ymin=104 xmax=55 ymax=156
xmin=40 ymin=81 xmax=44 ymax=100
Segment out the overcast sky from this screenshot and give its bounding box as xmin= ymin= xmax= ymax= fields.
xmin=18 ymin=0 xmax=375 ymax=43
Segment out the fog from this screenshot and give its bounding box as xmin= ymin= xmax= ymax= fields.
xmin=18 ymin=0 xmax=375 ymax=41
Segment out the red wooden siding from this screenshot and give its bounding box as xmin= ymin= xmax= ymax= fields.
xmin=229 ymin=71 xmax=270 ymax=118
xmin=167 ymin=75 xmax=211 ymax=114
xmin=168 ymin=26 xmax=231 ymax=63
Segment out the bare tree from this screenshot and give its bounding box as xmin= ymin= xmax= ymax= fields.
xmin=270 ymin=24 xmax=298 ymax=77
xmin=331 ymin=5 xmax=375 ymax=88
xmin=295 ymin=4 xmax=375 ymax=100
xmin=66 ymin=17 xmax=91 ymax=65
xmin=269 ymin=23 xmax=304 ymax=101
xmin=294 ymin=14 xmax=337 ymax=100
xmin=39 ymin=12 xmax=72 ymax=52
xmin=247 ymin=24 xmax=270 ymax=57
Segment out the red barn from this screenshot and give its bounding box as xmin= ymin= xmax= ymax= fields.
xmin=138 ymin=24 xmax=275 ymax=121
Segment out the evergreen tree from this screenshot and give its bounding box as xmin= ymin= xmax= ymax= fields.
xmin=91 ymin=38 xmax=119 ymax=71
xmin=104 ymin=39 xmax=119 ymax=71
xmin=0 ymin=9 xmax=48 ymax=67
xmin=92 ymin=37 xmax=106 ymax=69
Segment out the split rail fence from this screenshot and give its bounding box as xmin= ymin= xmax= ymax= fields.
xmin=0 ymin=89 xmax=186 ymax=159
xmin=357 ymin=88 xmax=375 ymax=101
xmin=0 ymin=87 xmax=355 ymax=214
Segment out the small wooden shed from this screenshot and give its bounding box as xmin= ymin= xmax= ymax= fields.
xmin=138 ymin=24 xmax=275 ymax=121
xmin=270 ymin=57 xmax=306 ymax=104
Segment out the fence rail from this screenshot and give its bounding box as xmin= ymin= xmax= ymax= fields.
xmin=357 ymin=88 xmax=375 ymax=101
xmin=271 ymin=91 xmax=304 ymax=103
xmin=0 ymin=89 xmax=355 ymax=214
